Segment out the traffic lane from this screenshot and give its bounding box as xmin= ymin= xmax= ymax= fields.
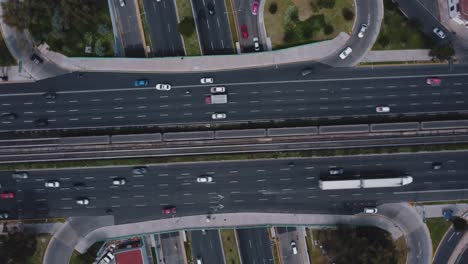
xmin=232 ymin=0 xmax=261 ymax=52
xmin=143 ymin=0 xmax=185 ymax=57
xmin=433 ymin=227 xmax=465 ymax=264
xmin=190 ymin=230 xmax=224 ymax=264
xmin=237 ymin=228 xmax=274 ymax=264
xmin=192 ymin=0 xmax=234 ymax=55
xmin=159 ymin=232 xmax=186 ymax=264
xmin=113 ymin=0 xmax=146 ymax=57
xmin=277 ymin=227 xmax=303 ymax=264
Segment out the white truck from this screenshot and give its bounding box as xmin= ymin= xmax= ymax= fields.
xmin=318 ymin=176 xmax=413 ymax=190
xmin=205 ymin=94 xmax=227 ymax=104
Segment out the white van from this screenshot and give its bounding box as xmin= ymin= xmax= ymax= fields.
xmin=196 ymin=256 xmax=203 ymax=264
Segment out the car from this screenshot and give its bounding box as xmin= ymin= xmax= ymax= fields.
xmin=155 ymin=83 xmax=171 ymax=91
xmin=241 ymin=24 xmax=248 ymax=39
xmin=211 ymin=113 xmax=226 ymax=120
xmin=364 ymin=208 xmax=378 ymax=214
xmin=76 ymin=198 xmax=90 ymax=205
xmin=339 ymin=47 xmax=352 ymax=59
xmin=44 ymin=180 xmax=60 ymax=188
xmin=12 ymin=171 xmax=29 ymax=179
xmin=200 ymin=77 xmax=214 ymax=84
xmin=1 ymin=113 xmax=17 ymax=120
xmin=1 ymin=192 xmax=15 ymax=199
xmin=376 ymin=106 xmax=390 ymax=113
xmin=0 ymin=212 xmax=9 ymax=219
xmin=30 ymin=53 xmax=43 ymax=65
xmin=162 ymin=206 xmax=177 ymax=214
xmin=119 ymin=0 xmax=126 ymax=7
xmin=132 ymin=166 xmax=148 ymax=175
xmin=101 ymin=252 xmax=115 ymax=263
xmin=329 ymin=168 xmax=343 ymax=175
xmin=43 ymin=92 xmax=57 ymax=99
xmin=210 ymin=87 xmax=226 ymax=93
xmin=134 ymin=79 xmax=149 ymax=87
xmin=252 ymin=0 xmax=259 ymax=15
xmin=291 ymin=241 xmax=298 ymax=255
xmin=253 ymin=37 xmax=260 ymax=51
xmin=426 ymin=77 xmax=442 ymax=86
xmin=433 ymin=27 xmax=446 ymax=39
xmin=196 ymin=256 xmax=203 ymax=264
xmin=198 ymin=9 xmax=206 ymax=20
xmin=112 ymin=178 xmax=126 ymax=185
xmin=197 ymin=176 xmax=213 ymax=183
xmin=207 ymin=2 xmax=215 ymax=15
xmin=432 ymin=162 xmax=443 ymax=170
xmin=358 ymin=24 xmax=368 ymax=38
xmin=34 ymin=118 xmax=49 ymax=127
xmin=442 ymin=208 xmax=453 ymax=221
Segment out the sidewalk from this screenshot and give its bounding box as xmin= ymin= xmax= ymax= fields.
xmin=361 ymin=49 xmax=432 ymax=63
xmin=414 ymin=203 xmax=468 ymax=219
xmin=0 ymin=66 xmax=34 ymax=83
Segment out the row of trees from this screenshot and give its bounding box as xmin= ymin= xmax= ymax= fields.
xmin=0 ymin=227 xmax=37 ymax=264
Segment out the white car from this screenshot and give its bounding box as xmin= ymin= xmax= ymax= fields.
xmin=100 ymin=252 xmax=115 ymax=264
xmin=155 ymin=83 xmax=171 ymax=91
xmin=339 ymin=47 xmax=352 ymax=59
xmin=119 ymin=0 xmax=125 ymax=7
xmin=197 ymin=176 xmax=213 ymax=183
xmin=253 ymin=37 xmax=260 ymax=51
xmin=376 ymin=106 xmax=390 ymax=113
xmin=364 ymin=207 xmax=378 ymax=214
xmin=358 ymin=24 xmax=368 ymax=38
xmin=433 ymin=27 xmax=446 ymax=39
xmin=44 ymin=180 xmax=60 ymax=188
xmin=291 ymin=241 xmax=298 ymax=255
xmin=210 ymin=87 xmax=226 ymax=93
xmin=211 ymin=113 xmax=226 ymax=120
xmin=112 ymin=178 xmax=126 ymax=185
xmin=201 ymin=77 xmax=214 ymax=84
xmin=76 ymin=198 xmax=90 ymax=205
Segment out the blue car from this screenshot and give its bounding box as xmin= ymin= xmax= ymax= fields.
xmin=134 ymin=79 xmax=149 ymax=87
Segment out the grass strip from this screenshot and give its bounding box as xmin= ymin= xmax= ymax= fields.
xmin=267 ymin=228 xmax=281 ymax=264
xmin=309 ymin=230 xmax=328 ymax=264
xmin=175 ymin=0 xmax=201 ymax=56
xmin=220 ymin=229 xmax=241 ymax=264
xmin=25 ymin=234 xmax=52 ymax=264
xmin=224 ymin=0 xmax=238 ymax=47
xmin=426 ymin=218 xmax=452 ymax=253
xmin=394 ymin=236 xmax=408 ymax=264
xmin=150 ymin=246 xmax=158 ymax=264
xmin=0 ymin=27 xmax=16 ymax=66
xmin=137 ymin=0 xmax=153 ymax=53
xmin=2 ymin=143 xmax=468 ymax=171
xmin=184 ymin=233 xmax=193 ymax=264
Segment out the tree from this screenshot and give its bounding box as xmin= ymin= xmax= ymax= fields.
xmin=429 ymin=42 xmax=455 ymax=61
xmin=0 ymin=229 xmax=37 ymax=263
xmin=324 ymin=24 xmax=334 ymax=35
xmin=452 ymin=217 xmax=467 ymax=231
xmin=318 ymin=0 xmax=336 ymax=9
xmin=342 ymin=7 xmax=354 ymax=21
xmin=178 ymin=17 xmax=195 ymax=37
xmin=269 ymin=2 xmax=277 ymax=14
xmin=378 ymin=36 xmax=390 ymax=48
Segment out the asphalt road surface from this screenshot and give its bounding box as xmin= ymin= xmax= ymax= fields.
xmin=192 ymin=0 xmax=234 ymax=54
xmin=237 ymin=228 xmax=274 ymax=264
xmin=142 ymin=0 xmax=185 ymax=57
xmin=1 ymin=64 xmax=468 ymax=132
xmin=433 ymin=227 xmax=466 ymax=264
xmin=113 ymin=0 xmax=146 ymax=57
xmin=190 ymin=230 xmax=225 ymax=264
xmin=1 ymin=151 xmax=468 ymax=223
xmin=276 ymin=227 xmax=304 ymax=264
xmin=232 ymin=0 xmax=262 ymax=52
xmin=158 ymin=232 xmax=186 ymax=264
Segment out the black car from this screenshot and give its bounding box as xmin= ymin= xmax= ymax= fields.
xmin=34 ymin=118 xmax=48 ymax=127
xmin=198 ymin=9 xmax=206 ymax=20
xmin=30 ymin=53 xmax=44 ymax=65
xmin=43 ymin=92 xmax=57 ymax=99
xmin=207 ymin=3 xmax=215 ymax=15
xmin=1 ymin=113 xmax=17 ymax=120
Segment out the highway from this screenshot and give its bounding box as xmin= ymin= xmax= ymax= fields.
xmin=237 ymin=228 xmax=274 ymax=264
xmin=112 ymin=0 xmax=146 ymax=57
xmin=1 ymin=64 xmax=468 ymax=132
xmin=190 ymin=230 xmax=224 ymax=264
xmin=433 ymin=227 xmax=466 ymax=264
xmin=1 ymin=151 xmax=467 ymax=224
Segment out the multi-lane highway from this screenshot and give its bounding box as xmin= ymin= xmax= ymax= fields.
xmin=237 ymin=228 xmax=274 ymax=264
xmin=1 ymin=151 xmax=468 ymax=223
xmin=1 ymin=64 xmax=468 ymax=132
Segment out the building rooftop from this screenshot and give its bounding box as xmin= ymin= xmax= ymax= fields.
xmin=115 ymin=248 xmax=144 ymax=264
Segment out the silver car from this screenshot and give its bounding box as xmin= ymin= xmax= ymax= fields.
xmin=155 ymin=84 xmax=171 ymax=91
xmin=44 ymin=180 xmax=60 ymax=188
xmin=132 ymin=166 xmax=148 ymax=175
xmin=12 ymin=171 xmax=29 ymax=179
xmin=112 ymin=178 xmax=126 ymax=185
xmin=76 ymin=198 xmax=90 ymax=205
xmin=211 ymin=113 xmax=226 ymax=120
xmin=339 ymin=47 xmax=352 ymax=59
xmin=358 ymin=24 xmax=368 ymax=38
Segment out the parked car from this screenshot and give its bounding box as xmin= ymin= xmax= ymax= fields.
xmin=30 ymin=53 xmax=43 ymax=65
xmin=162 ymin=206 xmax=177 ymax=214
xmin=241 ymin=24 xmax=248 ymax=39
xmin=197 ymin=176 xmax=213 ymax=183
xmin=1 ymin=113 xmax=17 ymax=120
xmin=329 ymin=167 xmax=344 ymax=175
xmin=112 ymin=178 xmax=126 ymax=185
xmin=339 ymin=47 xmax=352 ymax=59
xmin=132 ymin=166 xmax=148 ymax=175
xmin=44 ymin=180 xmax=60 ymax=188
xmin=100 ymin=252 xmax=115 ymax=264
xmin=364 ymin=207 xmax=378 ymax=214
xmin=207 ymin=2 xmax=215 ymax=15
xmin=155 ymin=83 xmax=171 ymax=91
xmin=76 ymin=198 xmax=90 ymax=205
xmin=376 ymin=106 xmax=390 ymax=113
xmin=134 ymin=79 xmax=149 ymax=87
xmin=433 ymin=27 xmax=446 ymax=39
xmin=43 ymin=92 xmax=57 ymax=99
xmin=119 ymin=0 xmax=126 ymax=7
xmin=0 ymin=211 xmax=9 ymax=219
xmin=12 ymin=171 xmax=29 ymax=179
xmin=290 ymin=241 xmax=298 ymax=255
xmin=210 ymin=87 xmax=226 ymax=93
xmin=252 ymin=0 xmax=259 ymax=15
xmin=34 ymin=118 xmax=49 ymax=127
xmin=442 ymin=208 xmax=453 ymax=221
xmin=1 ymin=192 xmax=15 ymax=199
xmin=253 ymin=37 xmax=260 ymax=51
xmin=201 ymin=77 xmax=214 ymax=84
xmin=358 ymin=24 xmax=368 ymax=38
xmin=426 ymin=77 xmax=442 ymax=86
xmin=211 ymin=113 xmax=226 ymax=120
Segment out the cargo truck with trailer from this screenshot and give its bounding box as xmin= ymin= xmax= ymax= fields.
xmin=205 ymin=94 xmax=227 ymax=104
xmin=318 ymin=176 xmax=413 ymax=190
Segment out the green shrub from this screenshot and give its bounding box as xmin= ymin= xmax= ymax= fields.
xmin=178 ymin=17 xmax=195 ymax=37
xmin=377 ymin=36 xmax=390 ymax=47
xmin=269 ymin=2 xmax=278 ymax=14
xmin=324 ymin=24 xmax=334 ymax=35
xmin=430 ymin=43 xmax=455 ymax=61
xmin=318 ymin=0 xmax=335 ymax=9
xmin=342 ymin=7 xmax=354 ymax=21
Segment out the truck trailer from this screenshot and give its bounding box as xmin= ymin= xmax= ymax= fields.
xmin=318 ymin=176 xmax=413 ymax=190
xmin=205 ymin=94 xmax=227 ymax=104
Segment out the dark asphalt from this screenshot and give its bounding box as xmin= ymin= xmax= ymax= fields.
xmin=190 ymin=230 xmax=224 ymax=264
xmin=433 ymin=227 xmax=466 ymax=264
xmin=158 ymin=232 xmax=186 ymax=264
xmin=237 ymin=228 xmax=274 ymax=264
xmin=232 ymin=0 xmax=262 ymax=52
xmin=113 ymin=0 xmax=146 ymax=57
xmin=1 ymin=64 xmax=468 ymax=132
xmin=192 ymin=0 xmax=234 ymax=55
xmin=277 ymin=227 xmax=303 ymax=264
xmin=142 ymin=0 xmax=185 ymax=57
xmin=1 ymin=151 xmax=468 ymax=223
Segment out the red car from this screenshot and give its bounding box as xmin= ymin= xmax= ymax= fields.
xmin=162 ymin=206 xmax=177 ymax=215
xmin=241 ymin=25 xmax=248 ymax=39
xmin=426 ymin=77 xmax=441 ymax=86
xmin=1 ymin=192 xmax=15 ymax=199
xmin=252 ymin=0 xmax=259 ymax=15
